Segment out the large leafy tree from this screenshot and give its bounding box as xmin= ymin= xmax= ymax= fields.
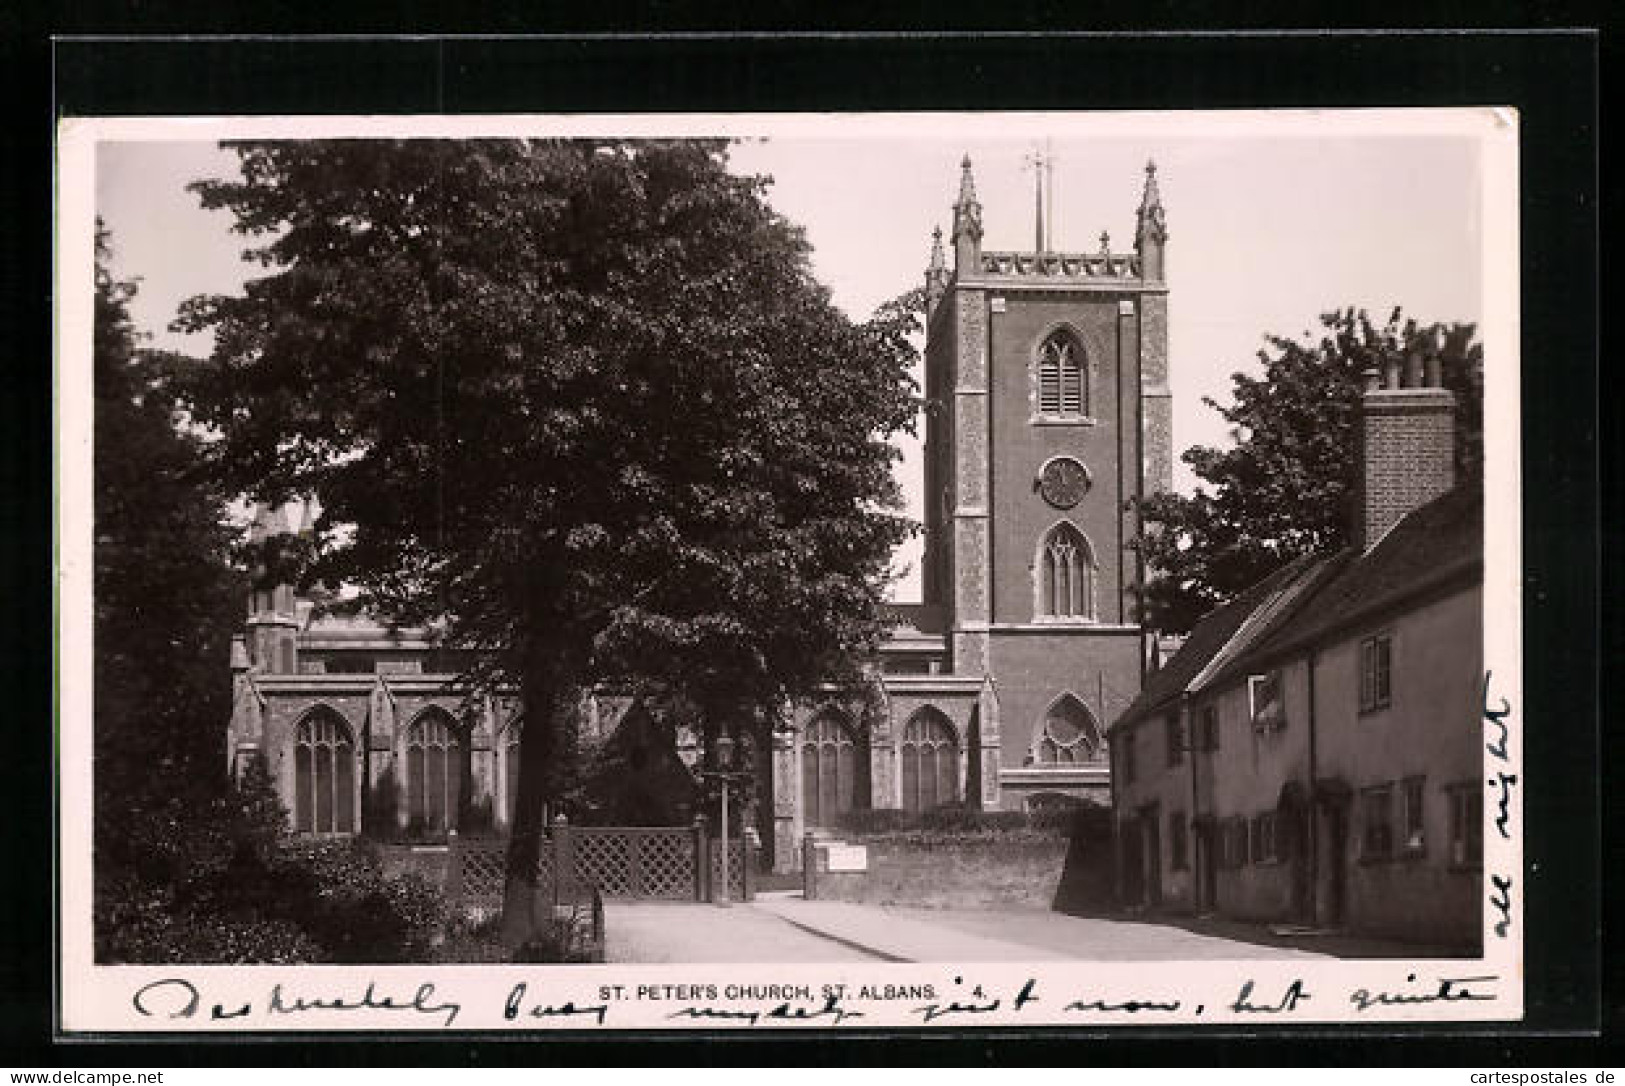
xmin=1139 ymin=307 xmax=1482 ymax=634
xmin=94 ymin=223 xmax=249 ymax=881
xmin=175 ymin=140 xmax=917 ymax=941
xmin=93 ymin=226 xmax=301 ymax=961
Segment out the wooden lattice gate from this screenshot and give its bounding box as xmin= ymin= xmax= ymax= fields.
xmin=572 ymin=827 xmax=696 ymax=899
xmin=446 ymin=819 xmax=755 ymax=910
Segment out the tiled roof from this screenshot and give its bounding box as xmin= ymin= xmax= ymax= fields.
xmin=1214 ymin=484 xmax=1482 ymax=684
xmin=1111 ymin=483 xmax=1480 ymax=732
xmin=1111 ymin=552 xmax=1325 ymax=733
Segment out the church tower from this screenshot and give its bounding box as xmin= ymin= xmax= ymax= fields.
xmin=920 ymin=154 xmax=1172 ymax=810
xmin=243 ymin=501 xmax=302 ymax=676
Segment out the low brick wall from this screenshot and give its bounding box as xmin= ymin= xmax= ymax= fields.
xmin=812 ymin=837 xmax=1069 ymax=910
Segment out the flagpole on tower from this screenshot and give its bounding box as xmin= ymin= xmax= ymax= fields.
xmin=1024 ymin=140 xmax=1057 ymax=254
xmin=1045 ymin=137 xmax=1054 ymax=253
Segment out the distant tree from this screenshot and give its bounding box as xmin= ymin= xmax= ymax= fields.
xmin=93 ymin=222 xmax=248 ymax=886
xmin=1139 ymin=307 xmax=1482 ymax=634
xmin=175 ymin=140 xmax=917 ymax=942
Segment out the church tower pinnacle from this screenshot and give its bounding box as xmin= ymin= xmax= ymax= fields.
xmin=246 ymin=500 xmax=300 ymax=675
xmin=951 ymin=155 xmax=983 ymax=272
xmin=924 ymin=225 xmax=949 ymax=316
xmin=1135 ymin=159 xmax=1169 ymax=281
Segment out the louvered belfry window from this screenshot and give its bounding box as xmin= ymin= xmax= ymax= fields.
xmin=1038 ymin=332 xmax=1086 ymax=417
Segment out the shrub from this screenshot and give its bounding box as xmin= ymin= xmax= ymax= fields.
xmin=96 ymin=767 xmax=449 ymax=965
xmin=832 ymin=803 xmax=1094 ymax=842
xmin=266 ymin=838 xmax=447 ymax=963
xmin=96 ymin=872 xmax=323 ymax=965
xmin=834 ymin=808 xmax=913 ymax=835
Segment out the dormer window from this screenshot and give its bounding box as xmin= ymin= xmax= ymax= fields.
xmin=1249 ymin=670 xmax=1285 ymax=732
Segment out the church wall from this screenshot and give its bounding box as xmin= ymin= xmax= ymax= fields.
xmin=255 ymin=688 xmax=372 ymax=830
xmin=922 ymin=292 xmax=959 ymax=609
xmin=985 ymin=291 xmax=1133 ymax=627
xmin=987 ymin=629 xmax=1140 ymax=810
xmin=1139 ymin=291 xmax=1174 ymax=498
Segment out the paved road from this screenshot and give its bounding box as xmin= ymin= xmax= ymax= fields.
xmin=604 ymin=900 xmax=878 ymax=963
xmin=603 ymin=895 xmax=1449 ymax=963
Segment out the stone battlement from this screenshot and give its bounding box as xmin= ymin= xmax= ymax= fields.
xmin=976 ymin=249 xmax=1142 ymax=280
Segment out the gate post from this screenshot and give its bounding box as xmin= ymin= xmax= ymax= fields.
xmin=742 ymin=826 xmax=759 ymax=901
xmin=694 ymin=814 xmax=712 ymax=903
xmin=801 ymin=830 xmax=817 ymax=901
xmin=551 ymin=813 xmax=571 ymax=912
xmin=444 ymin=828 xmax=463 ymax=914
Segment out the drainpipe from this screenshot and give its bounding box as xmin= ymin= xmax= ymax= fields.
xmin=1109 ymin=723 xmax=1123 ymax=908
xmin=1184 ymin=692 xmax=1199 ymax=913
xmin=1306 ymin=648 xmax=1319 ymax=926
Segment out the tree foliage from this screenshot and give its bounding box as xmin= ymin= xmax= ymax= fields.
xmin=94 ymin=222 xmax=248 ymax=879
xmin=95 ymin=227 xmax=454 ymax=962
xmin=1139 ymin=307 xmax=1482 ymax=634
xmin=175 ymin=140 xmax=919 ymax=939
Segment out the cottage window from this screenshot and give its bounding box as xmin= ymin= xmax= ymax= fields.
xmin=802 ymin=711 xmax=868 ymax=827
xmin=1170 ymin=811 xmax=1188 ymax=870
xmin=1165 ymin=714 xmax=1186 ymax=767
xmin=1038 ymin=522 xmax=1097 ymax=620
xmin=1037 ymin=694 xmax=1103 ymax=764
xmin=293 ymin=710 xmax=356 ymax=835
xmin=1251 ymin=812 xmax=1280 ymax=863
xmin=1036 ymin=331 xmax=1088 ymax=417
xmin=1448 ymin=785 xmax=1483 ymax=868
xmin=406 ymin=710 xmax=461 ymax=835
xmin=1118 ymin=727 xmax=1136 ymax=784
xmin=1401 ymin=776 xmax=1427 ymax=854
xmin=1221 ymin=816 xmax=1249 ymax=868
xmin=1361 ymin=784 xmax=1395 ymax=860
xmin=1200 ymin=705 xmax=1220 ymax=752
xmin=900 ymin=709 xmax=958 ymax=812
xmin=1360 ymin=633 xmax=1393 ymax=712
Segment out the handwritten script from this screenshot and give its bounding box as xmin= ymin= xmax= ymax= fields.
xmin=1484 ymin=670 xmax=1518 ymax=939
xmin=129 ymin=972 xmax=1503 ymax=1029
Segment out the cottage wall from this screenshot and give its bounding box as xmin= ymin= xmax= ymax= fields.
xmin=1198 ymin=663 xmax=1313 ymax=924
xmin=1313 ymin=585 xmax=1483 ymax=946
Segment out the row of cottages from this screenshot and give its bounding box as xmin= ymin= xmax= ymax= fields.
xmin=1110 ymin=354 xmax=1483 ymax=948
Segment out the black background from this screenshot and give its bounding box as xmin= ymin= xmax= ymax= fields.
xmin=4 ymin=11 xmax=1607 ymax=1068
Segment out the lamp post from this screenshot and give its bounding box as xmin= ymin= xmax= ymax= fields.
xmin=702 ymin=732 xmax=750 ymax=906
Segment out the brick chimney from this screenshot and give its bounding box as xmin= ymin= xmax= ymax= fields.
xmin=1355 ymin=341 xmax=1456 ymax=550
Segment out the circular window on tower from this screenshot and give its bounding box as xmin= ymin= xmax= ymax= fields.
xmin=1037 ymin=456 xmax=1092 ymax=509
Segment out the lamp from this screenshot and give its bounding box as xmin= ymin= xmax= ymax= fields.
xmin=702 ymin=731 xmax=747 ymax=906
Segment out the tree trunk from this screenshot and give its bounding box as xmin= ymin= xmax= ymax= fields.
xmin=499 ymin=635 xmax=582 ymax=948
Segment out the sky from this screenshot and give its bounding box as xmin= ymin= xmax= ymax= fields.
xmin=92 ymin=113 xmax=1489 ymax=602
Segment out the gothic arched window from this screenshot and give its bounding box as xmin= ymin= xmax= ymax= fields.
xmin=900 ymin=709 xmax=959 ymax=812
xmin=1035 ymin=694 xmax=1104 ymax=765
xmin=801 ymin=711 xmax=869 ymax=827
xmin=1038 ymin=522 xmax=1097 ymax=620
xmin=405 ymin=709 xmax=461 ymax=834
xmin=1037 ymin=331 xmax=1087 ymax=417
xmin=293 ymin=709 xmax=356 ymax=835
